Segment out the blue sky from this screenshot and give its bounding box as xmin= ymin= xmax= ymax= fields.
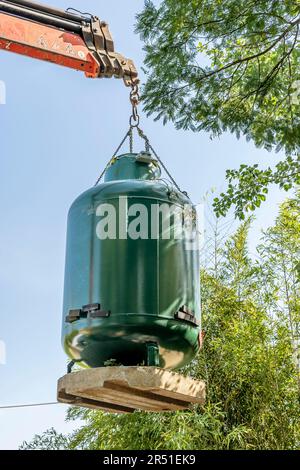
xmin=0 ymin=0 xmax=288 ymax=449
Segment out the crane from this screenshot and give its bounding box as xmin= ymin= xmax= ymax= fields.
xmin=0 ymin=0 xmax=138 ymax=86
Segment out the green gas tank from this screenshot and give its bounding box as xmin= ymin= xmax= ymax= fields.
xmin=62 ymin=152 xmax=201 ymax=369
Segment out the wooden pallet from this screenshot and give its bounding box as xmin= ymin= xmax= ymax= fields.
xmin=57 ymin=366 xmax=206 ymax=413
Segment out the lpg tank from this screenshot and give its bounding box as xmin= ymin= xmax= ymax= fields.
xmin=62 ymin=152 xmax=201 ymax=370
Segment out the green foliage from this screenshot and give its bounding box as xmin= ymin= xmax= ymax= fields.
xmin=136 ymin=0 xmax=300 ymax=151
xmin=63 ymin=403 xmax=249 ymax=450
xmin=136 ymin=0 xmax=300 ymax=218
xmin=20 ymin=428 xmax=70 ymax=450
xmin=257 ymin=192 xmax=300 ymax=389
xmin=21 ymin=195 xmax=300 ymax=450
xmin=213 ymin=156 xmax=300 ymax=219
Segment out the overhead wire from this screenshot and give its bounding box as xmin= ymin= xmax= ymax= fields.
xmin=0 ymin=402 xmax=59 ymax=410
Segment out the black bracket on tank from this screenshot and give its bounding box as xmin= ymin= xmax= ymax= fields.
xmin=67 ymin=359 xmax=81 ymax=374
xmin=65 ymin=303 xmax=110 ymax=323
xmin=174 ymin=305 xmax=200 ymax=327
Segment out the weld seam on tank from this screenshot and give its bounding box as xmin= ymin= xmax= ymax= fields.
xmin=69 ymin=181 xmax=120 ymax=213
xmin=65 ymin=313 xmax=200 ymax=322
xmin=92 ymin=195 xmax=190 ymax=206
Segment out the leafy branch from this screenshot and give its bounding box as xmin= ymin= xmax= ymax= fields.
xmin=213 ymin=156 xmax=300 ymax=219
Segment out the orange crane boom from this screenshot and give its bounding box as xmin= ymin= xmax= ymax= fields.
xmin=0 ymin=0 xmax=138 ymax=85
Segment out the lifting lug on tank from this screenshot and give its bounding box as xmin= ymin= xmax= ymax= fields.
xmin=65 ymin=303 xmax=110 ymax=323
xmin=135 ymin=152 xmax=155 ymax=164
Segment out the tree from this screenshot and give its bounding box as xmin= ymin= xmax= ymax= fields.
xmin=257 ymin=191 xmax=300 ymax=389
xmin=20 ymin=428 xmax=70 ymax=450
xmin=135 ymin=0 xmax=300 ymax=218
xmin=21 ymin=197 xmax=300 ymax=450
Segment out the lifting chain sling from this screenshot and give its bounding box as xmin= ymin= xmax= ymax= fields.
xmin=94 ymin=78 xmax=186 ymax=196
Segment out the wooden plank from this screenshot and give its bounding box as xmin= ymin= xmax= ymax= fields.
xmin=103 ymin=381 xmax=189 ymax=410
xmin=75 ymin=389 xmax=164 ymax=412
xmin=57 ymin=366 xmax=206 ymax=412
xmin=59 ymin=387 xmax=134 ymax=413
xmin=151 ymin=387 xmax=206 ymax=405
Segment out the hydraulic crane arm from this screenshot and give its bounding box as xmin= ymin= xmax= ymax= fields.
xmin=0 ymin=0 xmax=138 ymax=85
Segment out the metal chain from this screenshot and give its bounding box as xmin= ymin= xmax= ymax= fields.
xmin=94 ymin=128 xmax=131 ymax=186
xmin=129 ymin=126 xmax=134 ymax=153
xmin=94 ymin=77 xmax=185 ymax=195
xmin=94 ymin=125 xmax=185 ymax=194
xmin=95 ymin=79 xmax=139 ymax=186
xmin=129 ymin=77 xmax=140 ymax=127
xmin=137 ymin=126 xmax=150 ymax=153
xmin=137 ymin=126 xmax=183 ymax=194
